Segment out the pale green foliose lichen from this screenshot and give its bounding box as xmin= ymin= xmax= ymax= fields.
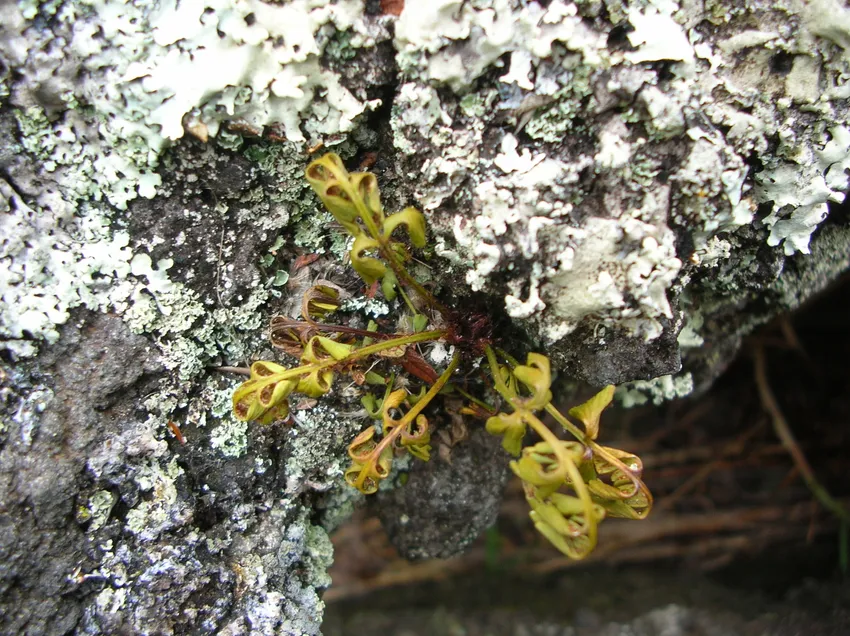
xmin=244 ymin=140 xmax=357 ymax=258
xmin=80 ymin=490 xmax=118 ymax=532
xmin=209 ymin=379 xmax=250 ymax=458
xmin=2 ymin=4 xmax=382 ymax=628
xmin=390 ymin=0 xmax=850 ymax=392
xmin=125 ymin=457 xmax=186 ymax=541
xmin=1 ymin=0 xmax=373 ymax=359
xmin=283 ymin=403 xmax=362 ymax=495
xmin=618 ymin=372 xmax=695 ymax=407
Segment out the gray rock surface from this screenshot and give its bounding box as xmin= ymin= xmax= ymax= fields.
xmin=1 ymin=310 xmax=342 ymax=635
xmin=375 ymin=428 xmax=511 ymax=560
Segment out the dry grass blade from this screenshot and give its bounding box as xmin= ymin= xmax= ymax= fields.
xmin=753 ymin=345 xmax=850 ymax=524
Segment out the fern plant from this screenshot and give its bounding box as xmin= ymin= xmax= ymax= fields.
xmin=232 ymin=152 xmax=652 ymax=559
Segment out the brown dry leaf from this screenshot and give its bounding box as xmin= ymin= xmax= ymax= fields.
xmin=270 ymin=319 xmax=310 ymax=357
xmin=450 ymin=417 xmax=469 ymax=445
xmin=183 ymin=117 xmax=209 ymax=142
xmin=380 ymin=0 xmax=404 ymax=16
xmin=358 ymin=152 xmax=378 ymax=170
xmin=438 ymin=442 xmax=452 ymax=465
xmin=293 ymin=253 xmax=321 ymax=271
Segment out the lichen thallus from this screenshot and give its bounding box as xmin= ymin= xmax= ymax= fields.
xmin=231 ymin=152 xmax=652 ymax=559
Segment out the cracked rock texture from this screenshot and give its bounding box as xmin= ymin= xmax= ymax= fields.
xmin=1 ymin=0 xmax=850 ymax=633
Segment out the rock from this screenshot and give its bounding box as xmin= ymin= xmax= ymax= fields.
xmin=375 ymin=428 xmax=510 ymax=560
xmin=2 ymin=0 xmax=850 ymax=631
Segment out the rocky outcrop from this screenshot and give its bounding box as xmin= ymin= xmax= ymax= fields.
xmin=2 ymin=0 xmax=849 ymax=632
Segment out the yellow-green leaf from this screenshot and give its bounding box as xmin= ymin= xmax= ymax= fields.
xmin=344 ymin=462 xmax=381 ymax=495
xmin=530 ymin=511 xmax=595 ymax=560
xmin=232 ymin=386 xmax=265 ymax=422
xmin=373 ymin=445 xmax=394 ymax=480
xmin=405 ymin=442 xmax=431 ymax=462
xmin=348 ymin=426 xmax=378 ymax=463
xmin=361 ymin=393 xmax=382 ymax=419
xmin=383 ymin=207 xmax=427 ymax=248
xmin=381 ymin=388 xmax=408 ymax=433
xmin=305 ymin=153 xmax=360 ymax=228
xmin=362 ymin=320 xmax=380 ymax=346
xmin=590 ymin=489 xmax=650 ymax=520
xmin=511 ymin=353 xmax=552 ymax=411
xmin=527 ymin=491 xmax=605 ymax=559
xmin=381 ymin=269 xmax=398 ymax=301
xmin=510 ymin=440 xmax=585 ymax=497
xmin=301 ymin=335 xmax=353 ymax=364
xmin=528 ymin=496 xmax=577 ymax=537
xmin=350 ymin=172 xmax=384 ymax=221
xmin=345 ymin=444 xmax=394 ymax=494
xmin=510 ymin=452 xmax=566 ymax=491
xmin=351 ymin=234 xmax=387 ymax=284
xmin=568 ymin=385 xmax=615 ymax=440
xmin=485 ymin=410 xmax=526 ymax=456
xmin=232 ymin=376 xmax=294 ymax=423
xmin=296 ymin=369 xmax=334 ymax=398
xmin=405 ymin=385 xmax=428 ymax=406
xmin=365 ymin=371 xmax=386 ymax=385
xmin=256 ymin=399 xmax=291 ymax=425
xmin=257 ymin=378 xmax=297 ymax=408
xmin=305 ymin=152 xmax=347 ymax=185
xmin=250 ymin=360 xmax=289 ymax=379
xmin=400 ymin=414 xmax=431 ymax=461
xmin=302 ymin=284 xmax=342 ymax=321
xmin=592 ymin=446 xmax=645 ymax=498
xmin=314 ymin=336 xmax=355 ymax=361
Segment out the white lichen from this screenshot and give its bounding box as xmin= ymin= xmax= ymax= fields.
xmin=83 ymin=490 xmax=118 ymax=532
xmin=0 ymin=0 xmax=373 ymax=358
xmin=618 ymin=372 xmax=695 ymax=407
xmin=125 ymin=458 xmax=188 ymax=542
xmin=756 ymin=126 xmax=850 ymax=255
xmin=392 ymin=0 xmax=850 ymax=354
xmin=395 ymin=0 xmax=604 ymax=91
